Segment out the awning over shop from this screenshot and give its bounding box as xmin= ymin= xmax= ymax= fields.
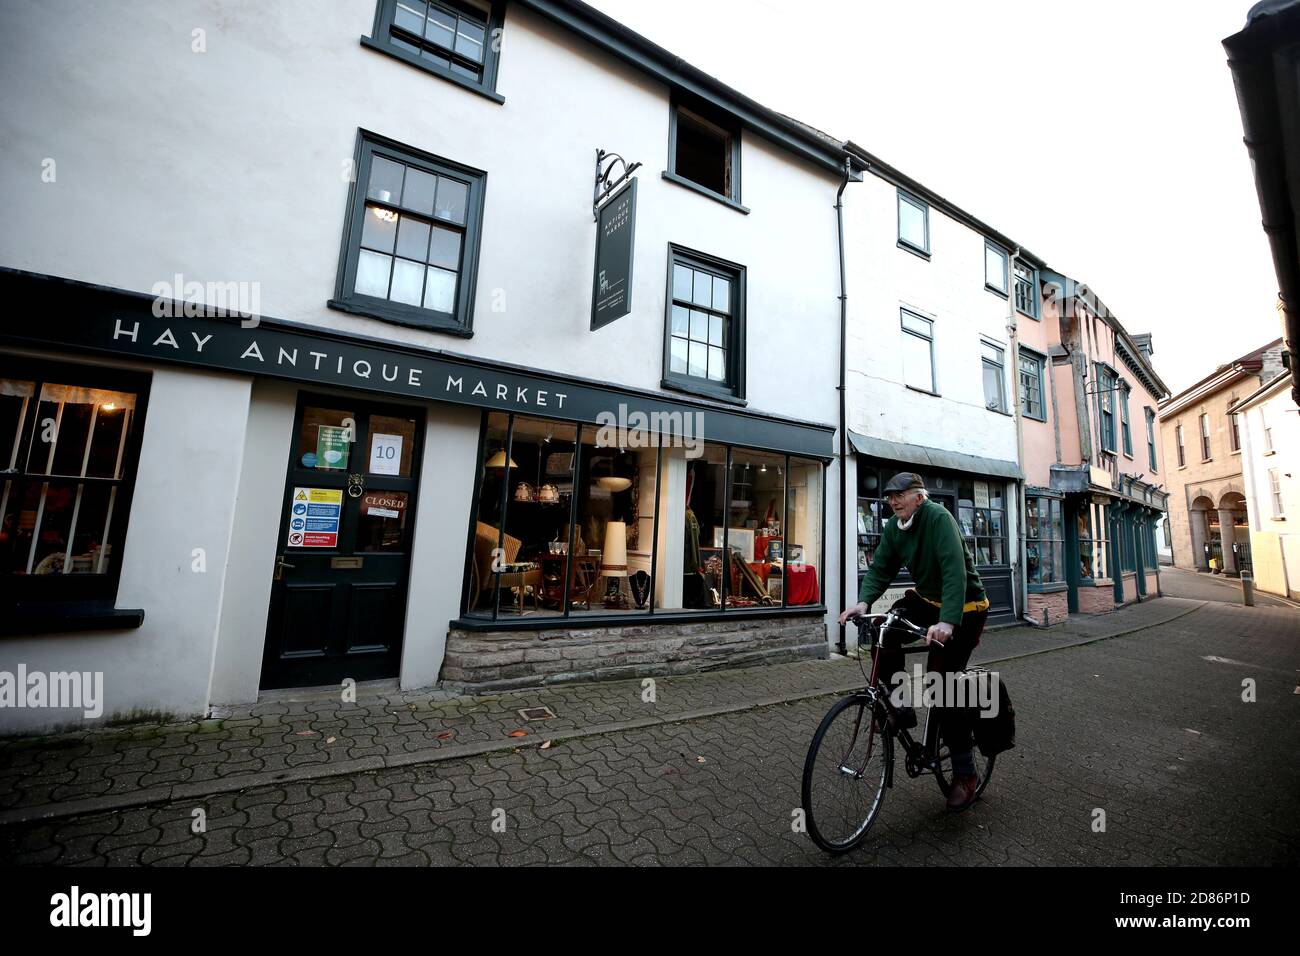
xmin=848 ymin=431 xmax=1023 ymax=480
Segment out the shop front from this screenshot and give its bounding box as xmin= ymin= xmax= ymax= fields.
xmin=1045 ymin=464 xmax=1165 ymax=616
xmin=0 ymin=271 xmax=834 ymax=724
xmin=848 ymin=433 xmax=1022 ymax=625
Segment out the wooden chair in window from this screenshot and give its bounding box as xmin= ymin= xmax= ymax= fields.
xmin=470 ymin=521 xmax=521 ymax=611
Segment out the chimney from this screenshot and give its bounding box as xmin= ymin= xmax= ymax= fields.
xmin=1131 ymin=333 xmax=1154 ymax=360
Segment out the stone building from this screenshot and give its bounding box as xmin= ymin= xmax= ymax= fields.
xmin=1158 ymin=339 xmax=1286 ymax=575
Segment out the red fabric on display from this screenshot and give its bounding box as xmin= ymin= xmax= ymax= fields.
xmin=785 ymin=565 xmax=819 ymax=605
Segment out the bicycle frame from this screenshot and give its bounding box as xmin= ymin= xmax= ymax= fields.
xmin=844 ymin=611 xmax=950 ymax=788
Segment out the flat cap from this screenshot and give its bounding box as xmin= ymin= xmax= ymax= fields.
xmin=882 ymin=471 xmax=925 ymax=494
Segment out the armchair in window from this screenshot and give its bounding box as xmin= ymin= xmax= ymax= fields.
xmin=470 ymin=521 xmax=521 ymax=611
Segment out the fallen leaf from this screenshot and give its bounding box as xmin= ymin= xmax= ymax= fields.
xmin=437 ymin=731 xmax=455 ymax=740
xmin=294 ymin=730 xmax=317 ymax=737
xmin=540 ymin=740 xmax=552 ymax=750
xmin=326 ymin=736 xmax=336 ymax=744
xmin=507 ymin=730 xmax=528 ymax=738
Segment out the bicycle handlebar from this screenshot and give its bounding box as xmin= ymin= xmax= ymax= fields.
xmin=846 ymin=611 xmax=945 ymax=651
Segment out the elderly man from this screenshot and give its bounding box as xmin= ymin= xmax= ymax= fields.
xmin=839 ymin=472 xmax=990 ymax=811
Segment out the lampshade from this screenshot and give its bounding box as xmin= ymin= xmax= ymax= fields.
xmin=486 ymin=450 xmax=516 ymax=468
xmin=600 ymin=521 xmax=628 ymax=577
xmin=596 ymin=476 xmax=632 ymax=492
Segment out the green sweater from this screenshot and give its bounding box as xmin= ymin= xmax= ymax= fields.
xmin=857 ymin=498 xmax=987 ymax=625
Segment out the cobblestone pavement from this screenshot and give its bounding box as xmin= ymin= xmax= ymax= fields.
xmin=1159 ymin=565 xmax=1296 ymax=609
xmin=0 ymin=598 xmax=1204 ymax=826
xmin=2 ymin=599 xmax=1296 ymax=865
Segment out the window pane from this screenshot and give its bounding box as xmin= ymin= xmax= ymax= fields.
xmin=420 ymin=47 xmax=449 ymax=69
xmin=355 ymin=250 xmax=392 ymax=298
xmin=692 ymin=271 xmax=713 ymax=308
xmin=85 ymin=404 xmax=131 ymax=479
xmin=434 ymin=178 xmax=468 ymax=224
xmin=357 ymin=490 xmax=410 ymax=553
xmin=455 ymin=18 xmax=485 ymax=62
xmin=985 ymin=246 xmax=1006 ymax=291
xmin=366 ymin=414 xmax=418 ymax=479
xmin=425 ymin=6 xmax=456 ymax=48
xmin=712 ymin=276 xmax=730 ymax=313
xmin=902 ymin=333 xmax=933 ymax=391
xmin=901 ymin=311 xmax=930 ymax=336
xmin=423 ymin=266 xmax=456 ymax=313
xmin=395 ymin=217 xmax=430 ymax=261
xmin=672 ymin=264 xmax=692 ymax=302
xmin=707 ymin=346 xmax=725 ymax=382
xmin=401 ymin=168 xmax=438 ymax=216
xmin=296 ymin=406 xmax=357 ymax=469
xmin=427 ymin=226 xmax=461 ymax=269
xmin=466 ymin=412 xmax=510 ymax=618
xmin=688 ymin=341 xmax=707 ymax=378
xmin=689 ymin=309 xmax=707 ymax=343
xmin=983 ymin=363 xmax=1003 ymax=409
xmin=669 ymin=337 xmax=688 ymax=374
xmin=675 ymin=111 xmax=729 ymax=196
xmin=394 ymin=0 xmax=426 ymax=32
xmin=671 ymin=305 xmax=689 ymax=335
xmin=0 ymin=381 xmax=34 ymax=469
xmin=899 ymin=196 xmax=926 ymax=248
xmin=367 ymin=156 xmax=405 ymax=205
xmin=390 ymin=258 xmax=426 ymax=306
xmin=708 ymin=314 xmax=723 ymax=347
xmin=361 ymin=206 xmax=398 ymax=253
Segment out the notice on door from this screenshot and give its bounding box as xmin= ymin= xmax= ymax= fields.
xmin=369 ymin=432 xmax=402 ymax=476
xmin=316 ymin=425 xmax=351 ymax=471
xmin=287 ymin=487 xmax=343 ymax=548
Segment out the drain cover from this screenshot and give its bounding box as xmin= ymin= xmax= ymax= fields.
xmin=518 ymin=706 xmax=557 ymax=721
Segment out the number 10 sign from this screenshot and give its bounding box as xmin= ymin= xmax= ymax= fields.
xmin=369 ymin=433 xmax=403 ymax=476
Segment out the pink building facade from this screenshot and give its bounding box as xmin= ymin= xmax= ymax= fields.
xmin=1021 ymin=271 xmax=1170 ymax=622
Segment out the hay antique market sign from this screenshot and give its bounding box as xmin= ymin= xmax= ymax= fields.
xmin=590 ymin=178 xmax=636 ymax=330
xmin=0 ymin=270 xmax=833 ymax=457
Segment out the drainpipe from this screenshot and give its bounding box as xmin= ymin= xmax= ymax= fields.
xmin=835 ymin=155 xmax=853 ymax=655
xmin=1006 ymin=246 xmax=1031 ymax=625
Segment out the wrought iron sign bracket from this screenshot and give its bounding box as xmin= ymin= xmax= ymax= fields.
xmin=593 ymin=149 xmax=641 ymax=221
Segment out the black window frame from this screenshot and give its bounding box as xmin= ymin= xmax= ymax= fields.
xmin=1018 ymin=347 xmax=1046 ymax=421
xmin=1120 ymin=381 xmax=1133 ymax=457
xmin=1 ymin=355 xmax=151 ymax=618
xmin=984 ymin=241 xmax=1009 ymax=297
xmin=1199 ymin=412 xmax=1212 ymax=461
xmin=1026 ymin=495 xmax=1065 ymax=587
xmin=897 ymin=189 xmax=930 ymax=258
xmin=330 ymin=130 xmax=487 ymax=338
xmin=362 ymin=0 xmax=507 ymax=104
xmin=1013 ymin=260 xmax=1038 ymax=318
xmin=1145 ymin=407 xmax=1158 ymax=472
xmin=1229 ymin=402 xmax=1241 ymax=452
xmin=662 ymin=244 xmax=747 ymax=402
xmin=664 ymin=96 xmax=746 ymax=213
xmin=1176 ymin=422 xmax=1186 ymax=467
xmin=1097 ymin=364 xmax=1117 ymax=454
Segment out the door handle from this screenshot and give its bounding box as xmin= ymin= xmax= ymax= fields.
xmin=274 ymin=555 xmax=296 ymax=580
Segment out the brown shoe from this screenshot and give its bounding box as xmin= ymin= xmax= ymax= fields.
xmin=946 ymin=773 xmax=979 ymax=812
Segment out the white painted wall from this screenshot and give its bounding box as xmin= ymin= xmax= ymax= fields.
xmin=0 ymin=0 xmax=851 ymax=704
xmin=0 ymin=358 xmax=251 ymax=734
xmin=843 ymin=174 xmax=1019 ymax=464
xmin=0 ymin=0 xmax=843 ymax=434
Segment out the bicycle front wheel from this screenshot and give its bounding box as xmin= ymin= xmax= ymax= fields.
xmin=801 ymin=694 xmax=891 ymax=854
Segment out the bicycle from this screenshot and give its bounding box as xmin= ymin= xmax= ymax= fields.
xmin=801 ymin=610 xmax=996 ymax=853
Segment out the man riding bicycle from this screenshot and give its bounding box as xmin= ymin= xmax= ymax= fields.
xmin=838 ymin=472 xmax=990 ymax=812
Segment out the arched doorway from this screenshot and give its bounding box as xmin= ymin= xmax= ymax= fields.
xmin=1218 ymin=491 xmax=1249 ymax=575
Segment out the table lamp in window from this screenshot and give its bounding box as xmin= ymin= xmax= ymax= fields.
xmin=600 ymin=520 xmax=628 ymax=609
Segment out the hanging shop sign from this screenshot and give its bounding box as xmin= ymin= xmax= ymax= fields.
xmin=1 ymin=270 xmax=833 ymax=457
xmin=287 ymin=487 xmax=342 ymax=547
xmin=591 ymin=178 xmax=637 ymax=330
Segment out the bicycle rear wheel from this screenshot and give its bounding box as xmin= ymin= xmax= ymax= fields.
xmin=928 ymin=706 xmax=995 ymax=801
xmin=801 ymin=694 xmax=891 ymax=853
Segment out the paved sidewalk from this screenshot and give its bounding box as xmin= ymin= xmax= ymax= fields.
xmin=0 ymin=597 xmax=1208 ymax=828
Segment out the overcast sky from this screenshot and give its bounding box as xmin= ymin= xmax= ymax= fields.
xmin=589 ymin=0 xmax=1280 ymax=396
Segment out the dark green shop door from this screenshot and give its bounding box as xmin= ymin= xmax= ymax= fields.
xmin=261 ymin=395 xmax=424 ymax=690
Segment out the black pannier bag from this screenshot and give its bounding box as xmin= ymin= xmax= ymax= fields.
xmin=955 ymin=667 xmax=1016 ymax=758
